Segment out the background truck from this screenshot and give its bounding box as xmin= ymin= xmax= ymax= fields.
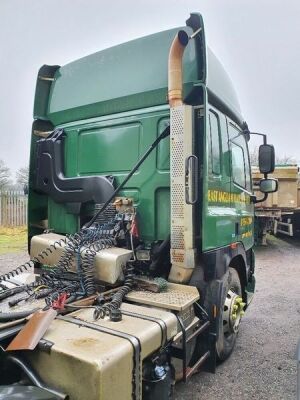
xmin=0 ymin=12 xmax=276 ymax=400
xmin=253 ymin=165 xmax=300 ymax=243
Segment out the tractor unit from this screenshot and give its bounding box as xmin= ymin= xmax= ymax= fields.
xmin=0 ymin=13 xmax=277 ymax=400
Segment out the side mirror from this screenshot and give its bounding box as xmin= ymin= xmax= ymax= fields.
xmin=259 ymin=178 xmax=278 ymax=193
xmin=259 ymin=144 xmax=275 ymax=174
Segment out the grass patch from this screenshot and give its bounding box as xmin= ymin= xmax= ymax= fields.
xmin=0 ymin=227 xmax=27 ymax=255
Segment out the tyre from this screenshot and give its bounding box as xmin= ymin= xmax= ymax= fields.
xmin=216 ymin=267 xmax=243 ymax=361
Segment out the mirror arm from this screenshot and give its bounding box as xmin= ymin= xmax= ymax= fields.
xmin=252 ymin=192 xmax=268 ymax=204
xmin=248 ymin=132 xmax=267 ymax=144
xmin=252 ymin=172 xmax=269 ymax=204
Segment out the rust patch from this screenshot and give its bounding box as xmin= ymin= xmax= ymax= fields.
xmin=7 ymin=309 xmax=57 ymax=351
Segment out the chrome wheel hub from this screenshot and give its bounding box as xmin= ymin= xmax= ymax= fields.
xmin=223 ymin=290 xmax=246 ymax=334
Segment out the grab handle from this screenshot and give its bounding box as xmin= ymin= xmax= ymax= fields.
xmin=185 ymin=155 xmax=198 ymax=204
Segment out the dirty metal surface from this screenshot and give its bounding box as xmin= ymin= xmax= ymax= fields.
xmin=126 ymin=282 xmax=199 ymax=311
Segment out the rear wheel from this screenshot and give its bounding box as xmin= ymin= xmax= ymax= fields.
xmin=216 ymin=267 xmax=245 ymax=361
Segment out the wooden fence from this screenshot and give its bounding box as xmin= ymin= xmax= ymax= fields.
xmin=0 ymin=191 xmax=28 ymax=227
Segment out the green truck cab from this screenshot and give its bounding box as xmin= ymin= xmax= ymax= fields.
xmin=0 ymin=12 xmax=277 ymax=400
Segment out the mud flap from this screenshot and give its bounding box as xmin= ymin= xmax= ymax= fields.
xmin=200 ymin=277 xmax=226 ymax=373
xmin=245 ymin=275 xmax=256 ymax=307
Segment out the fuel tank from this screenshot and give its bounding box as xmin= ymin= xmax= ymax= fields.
xmin=26 ymin=303 xmax=178 ymax=400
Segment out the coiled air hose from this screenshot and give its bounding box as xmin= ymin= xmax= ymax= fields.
xmin=0 ymin=237 xmax=68 ymax=282
xmin=0 ymin=224 xmax=115 ymax=304
xmin=0 ymin=125 xmax=170 ymax=308
xmin=93 ymin=264 xmax=135 ymax=320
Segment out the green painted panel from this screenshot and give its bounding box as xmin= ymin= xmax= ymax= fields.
xmin=48 ymin=106 xmax=170 ymax=242
xmin=48 ymin=198 xmax=79 ymax=234
xmin=78 ymin=123 xmax=141 ymax=174
xmin=155 ymin=188 xmax=170 ymax=239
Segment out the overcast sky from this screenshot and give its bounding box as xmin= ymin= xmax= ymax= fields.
xmin=1 ymin=0 xmax=300 ymax=179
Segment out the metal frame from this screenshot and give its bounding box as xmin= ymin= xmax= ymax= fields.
xmin=274 ymin=220 xmax=294 ymax=237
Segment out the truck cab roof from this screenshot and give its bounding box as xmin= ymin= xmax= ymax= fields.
xmin=35 ymin=14 xmax=243 ymax=127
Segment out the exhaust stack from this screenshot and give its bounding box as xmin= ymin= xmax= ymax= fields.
xmin=168 ymin=29 xmax=197 ymax=283
xmin=168 ymin=30 xmax=189 ymax=107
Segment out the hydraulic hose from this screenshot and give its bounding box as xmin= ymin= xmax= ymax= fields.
xmin=0 ymin=308 xmax=39 ymax=322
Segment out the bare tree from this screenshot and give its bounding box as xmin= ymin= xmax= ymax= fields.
xmin=249 ymin=147 xmax=296 ymax=167
xmin=16 ymin=166 xmax=29 ymax=188
xmin=275 ymin=155 xmax=296 ymax=165
xmin=0 ymin=160 xmax=11 ymax=189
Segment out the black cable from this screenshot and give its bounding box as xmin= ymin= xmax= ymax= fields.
xmin=0 ymin=286 xmax=28 ymax=301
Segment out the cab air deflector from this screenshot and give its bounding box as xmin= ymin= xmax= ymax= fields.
xmin=34 ymin=129 xmax=115 ymax=214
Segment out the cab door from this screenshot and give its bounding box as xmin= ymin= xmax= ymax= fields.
xmin=202 ymin=106 xmax=234 ymax=251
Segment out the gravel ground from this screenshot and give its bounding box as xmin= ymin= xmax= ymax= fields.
xmin=0 ymin=236 xmax=299 ymax=399
xmin=0 ymin=251 xmax=29 ymax=275
xmin=175 ymin=235 xmax=300 ymax=400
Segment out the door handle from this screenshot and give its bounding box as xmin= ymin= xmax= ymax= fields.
xmin=185 ymin=155 xmax=198 ymax=205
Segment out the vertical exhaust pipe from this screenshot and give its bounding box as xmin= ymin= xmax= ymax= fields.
xmin=168 ymin=29 xmax=196 ymax=283
xmin=168 ymin=30 xmax=189 ymax=107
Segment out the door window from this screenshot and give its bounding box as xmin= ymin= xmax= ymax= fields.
xmin=229 ymin=124 xmax=251 ymax=191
